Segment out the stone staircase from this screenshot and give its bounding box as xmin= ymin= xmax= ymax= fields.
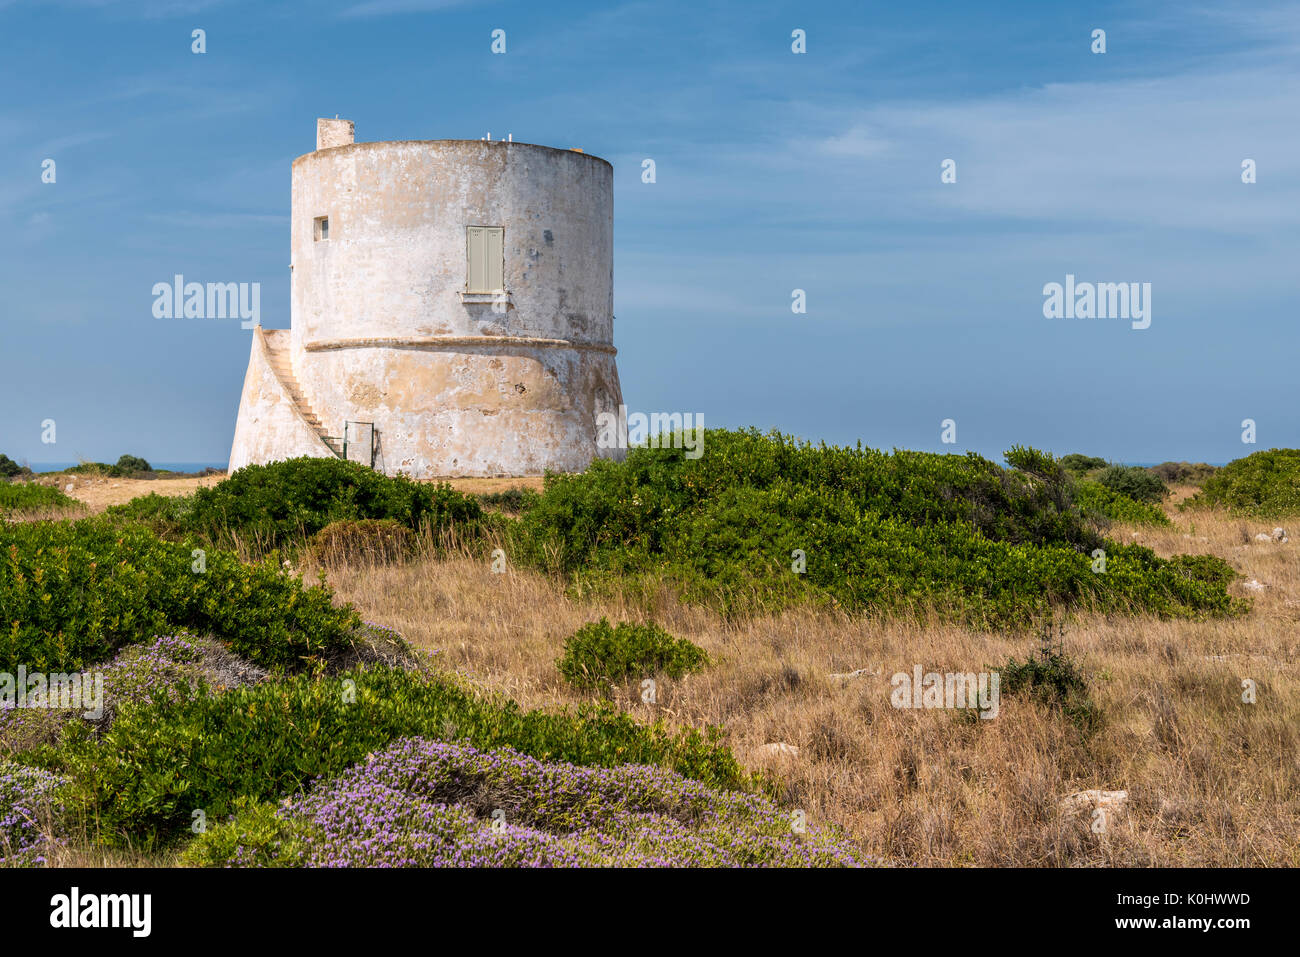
xmin=262 ymin=331 xmax=343 ymax=458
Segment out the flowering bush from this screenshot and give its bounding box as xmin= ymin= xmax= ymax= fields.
xmin=0 ymin=763 xmax=66 ymax=866
xmin=60 ymin=665 xmax=749 ymax=844
xmin=1 ymin=633 xmax=204 ymax=756
xmin=185 ymin=738 xmax=871 ymax=868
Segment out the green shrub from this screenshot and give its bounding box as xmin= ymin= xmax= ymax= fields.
xmin=0 ymin=483 xmax=78 ymax=514
xmin=992 ymin=625 xmax=1100 ymax=732
xmin=1059 ymin=454 xmax=1107 ymax=475
xmin=115 ymin=454 xmax=152 ymax=474
xmin=57 ymin=665 xmax=749 ymax=843
xmin=476 ymin=487 xmax=541 ymax=514
xmin=1183 ymin=449 xmax=1300 ymax=517
xmin=1095 ymin=465 xmax=1168 ymax=504
xmin=65 ymin=462 xmax=126 ymax=478
xmin=1072 ymin=481 xmax=1171 ymax=526
xmin=504 ymin=429 xmax=1237 ymax=626
xmin=104 ymin=492 xmax=195 ymax=531
xmin=179 ymin=798 xmax=309 ymax=867
xmin=0 ymin=518 xmax=360 ymax=673
xmin=106 ymin=457 xmax=482 ymax=554
xmin=1148 ymin=461 xmax=1216 ymax=486
xmin=557 ymin=618 xmax=709 ymax=690
xmin=0 ymin=455 xmax=25 ymax=479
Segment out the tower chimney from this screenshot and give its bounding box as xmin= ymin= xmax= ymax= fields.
xmin=316 ymin=117 xmax=355 ymax=150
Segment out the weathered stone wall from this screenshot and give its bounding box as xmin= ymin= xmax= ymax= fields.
xmin=228 ymin=328 xmax=338 ymax=472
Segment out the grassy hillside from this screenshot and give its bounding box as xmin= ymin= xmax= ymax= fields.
xmin=4 ymin=437 xmax=1292 ymax=868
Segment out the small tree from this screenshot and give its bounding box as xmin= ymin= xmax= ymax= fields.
xmin=115 ymin=454 xmax=153 ymax=474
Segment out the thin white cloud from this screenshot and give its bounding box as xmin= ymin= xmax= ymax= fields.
xmin=337 ymin=0 xmax=481 ymax=19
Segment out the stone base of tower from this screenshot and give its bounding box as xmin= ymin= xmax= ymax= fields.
xmin=290 ymin=337 xmax=625 ymax=478
xmin=228 ymin=328 xmax=341 ymax=474
xmin=229 ymin=330 xmax=626 ymax=479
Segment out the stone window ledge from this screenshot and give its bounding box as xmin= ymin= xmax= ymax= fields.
xmin=459 ymin=291 xmax=511 ymax=305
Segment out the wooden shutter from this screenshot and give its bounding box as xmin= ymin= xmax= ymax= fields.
xmin=466 ymin=226 xmax=504 ymax=292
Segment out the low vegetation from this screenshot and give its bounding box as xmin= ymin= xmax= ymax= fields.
xmin=0 ymin=454 xmax=30 ymax=479
xmin=506 ymin=430 xmax=1236 ymax=625
xmin=1094 ymin=464 xmax=1168 ymax=505
xmin=62 ymin=455 xmax=155 ymax=478
xmin=107 ymin=456 xmax=482 ymax=555
xmin=53 ymin=663 xmax=747 ymax=845
xmin=991 ymin=624 xmax=1101 ymax=733
xmin=557 ymin=618 xmax=709 ymax=691
xmin=182 ymin=738 xmax=866 ymax=867
xmin=0 ymin=518 xmax=360 ymax=673
xmin=1072 ymin=481 xmax=1171 ymax=527
xmin=0 ymin=483 xmax=79 ymax=516
xmin=1183 ymin=448 xmax=1300 ymax=517
xmin=475 ymin=488 xmax=541 ymax=515
xmin=310 ymin=518 xmax=415 ymax=566
xmin=1148 ymin=461 xmax=1217 ymax=486
xmin=2 ymin=435 xmax=1291 ymax=868
xmin=1059 ymin=454 xmax=1107 ymax=476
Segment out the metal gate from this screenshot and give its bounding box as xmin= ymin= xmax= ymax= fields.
xmin=343 ymin=421 xmax=376 ymax=468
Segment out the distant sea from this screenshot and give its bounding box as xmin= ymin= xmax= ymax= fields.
xmin=27 ymin=462 xmax=227 ymax=474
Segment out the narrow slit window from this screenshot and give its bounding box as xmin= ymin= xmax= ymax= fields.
xmin=466 ymin=226 xmax=504 ymax=292
xmin=314 ymin=216 xmax=329 ymax=242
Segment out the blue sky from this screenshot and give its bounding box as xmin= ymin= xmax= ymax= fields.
xmin=0 ymin=0 xmax=1296 ymax=467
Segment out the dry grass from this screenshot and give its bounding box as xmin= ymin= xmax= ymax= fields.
xmin=1 ymin=502 xmax=90 ymax=524
xmin=313 ymin=502 xmax=1300 ymax=867
xmin=28 ymin=473 xmax=225 ymax=514
xmin=21 ymin=471 xmax=542 ymax=516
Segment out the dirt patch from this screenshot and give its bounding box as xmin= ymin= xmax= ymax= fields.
xmin=32 ymin=474 xmax=226 ymax=514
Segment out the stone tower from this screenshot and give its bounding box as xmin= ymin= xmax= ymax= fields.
xmin=228 ymin=118 xmax=624 ymax=477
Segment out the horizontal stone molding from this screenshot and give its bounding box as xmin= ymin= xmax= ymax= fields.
xmin=303 ymin=335 xmax=617 ymax=356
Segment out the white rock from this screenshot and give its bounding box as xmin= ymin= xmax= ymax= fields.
xmin=1060 ymin=789 xmax=1128 ymax=819
xmin=827 ymin=668 xmax=879 ymax=681
xmin=1243 ymin=579 xmax=1266 ymax=592
xmin=1273 ymin=527 xmax=1288 ymax=543
xmin=756 ymin=743 xmax=800 ymax=758
xmin=1254 ymin=533 xmax=1272 ymax=542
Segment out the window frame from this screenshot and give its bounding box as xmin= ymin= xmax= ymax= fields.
xmin=465 ymin=225 xmax=505 ymax=294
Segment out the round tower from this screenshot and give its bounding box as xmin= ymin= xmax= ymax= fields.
xmin=231 ymin=117 xmax=624 ymax=478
